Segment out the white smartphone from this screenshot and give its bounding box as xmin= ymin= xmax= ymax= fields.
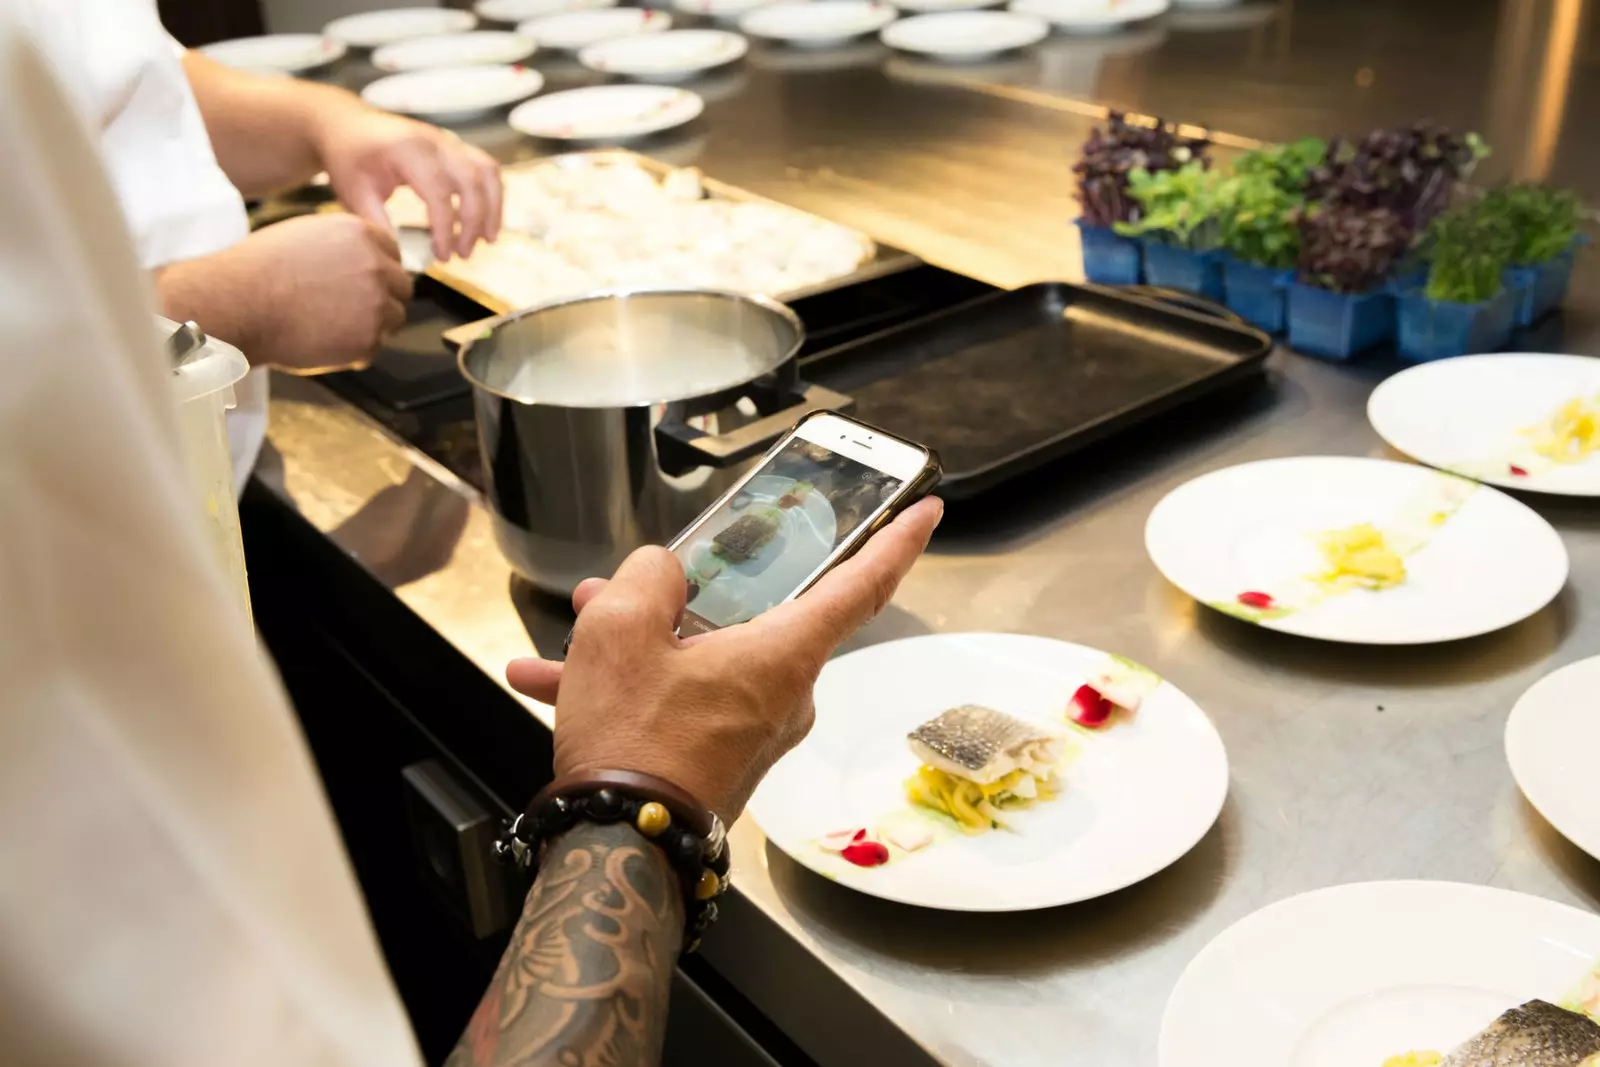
xmin=669 ymin=411 xmax=940 ymax=637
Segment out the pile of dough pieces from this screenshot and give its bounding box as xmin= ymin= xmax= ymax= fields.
xmin=386 ymin=157 xmax=875 ymax=308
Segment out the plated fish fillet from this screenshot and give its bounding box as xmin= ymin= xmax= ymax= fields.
xmin=907 ymin=704 xmax=1063 ymax=786
xmin=711 ymin=510 xmax=780 ymax=563
xmin=1440 ymin=1000 xmax=1600 ymax=1067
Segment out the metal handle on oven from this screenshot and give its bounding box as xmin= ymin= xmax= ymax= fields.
xmin=655 ymin=382 xmax=853 ymax=476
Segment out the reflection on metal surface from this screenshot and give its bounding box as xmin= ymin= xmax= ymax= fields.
xmin=1528 ymin=0 xmax=1585 ymax=181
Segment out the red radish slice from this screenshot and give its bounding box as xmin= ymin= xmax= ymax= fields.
xmin=841 ymin=839 xmax=890 ymax=867
xmin=818 ymin=829 xmax=864 ymax=852
xmin=1069 ymin=683 xmax=1113 ymax=728
xmin=1237 ymin=591 xmax=1275 ymax=609
xmin=1509 ymin=464 xmax=1530 ymax=477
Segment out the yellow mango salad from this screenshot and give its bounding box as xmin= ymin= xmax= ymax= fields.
xmin=904 ymin=765 xmax=1058 ymax=834
xmin=1314 ymin=523 xmax=1407 ymax=590
xmin=1381 ymin=1054 xmax=1441 ymax=1067
xmin=1528 ymin=397 xmax=1600 ymax=464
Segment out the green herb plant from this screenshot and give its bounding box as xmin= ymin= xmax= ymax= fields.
xmin=1424 ymin=201 xmax=1515 ymax=304
xmin=1214 ymin=138 xmax=1326 ymax=269
xmin=1479 ymin=184 xmax=1584 ymax=266
xmin=1113 ymin=161 xmax=1227 ymax=250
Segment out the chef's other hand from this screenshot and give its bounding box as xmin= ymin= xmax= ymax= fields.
xmin=315 ymin=103 xmax=502 ymax=261
xmin=161 ymin=214 xmax=411 ymax=374
xmin=507 ymin=496 xmax=944 ymax=823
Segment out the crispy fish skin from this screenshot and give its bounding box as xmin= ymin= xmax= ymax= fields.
xmin=712 ymin=511 xmax=779 ymax=562
xmin=1440 ymin=1000 xmax=1600 ymax=1067
xmin=907 ymin=704 xmax=1060 ymax=786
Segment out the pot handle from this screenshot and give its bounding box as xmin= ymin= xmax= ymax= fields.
xmin=441 ymin=314 xmax=511 ymax=351
xmin=656 ymin=382 xmax=853 ymax=476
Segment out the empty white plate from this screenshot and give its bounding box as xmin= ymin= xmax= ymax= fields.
xmin=200 ymin=33 xmax=347 ymax=73
xmin=323 ymin=8 xmax=477 ymax=48
xmin=580 ymin=29 xmax=747 ymax=78
xmin=674 ymin=0 xmax=776 ymax=19
xmin=1160 ymin=881 xmax=1600 ymax=1067
xmin=1369 ymin=353 xmax=1600 ymax=497
xmin=360 ymin=64 xmax=545 ymax=120
xmin=1145 ymin=456 xmax=1568 ymax=644
xmin=372 ymin=30 xmax=536 ymax=70
xmin=475 ymin=0 xmax=616 ymax=21
xmin=1506 ymin=655 xmax=1600 ymax=862
xmin=519 ymin=8 xmax=672 ymax=49
xmin=508 ymin=83 xmax=703 ymax=139
xmin=740 ymin=0 xmax=899 ymax=45
xmin=1008 ymin=0 xmax=1168 ymax=32
xmin=881 ymin=10 xmax=1047 ymax=56
xmin=746 ymin=633 xmax=1229 ymax=911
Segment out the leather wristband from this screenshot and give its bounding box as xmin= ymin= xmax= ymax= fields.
xmin=495 ymin=770 xmax=730 ymax=952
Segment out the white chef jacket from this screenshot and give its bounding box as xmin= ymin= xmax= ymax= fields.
xmin=18 ymin=0 xmax=267 ymax=492
xmin=0 ymin=19 xmax=422 ymax=1067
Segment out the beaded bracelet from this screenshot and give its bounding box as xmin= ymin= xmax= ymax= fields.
xmin=494 ymin=774 xmax=730 ymax=953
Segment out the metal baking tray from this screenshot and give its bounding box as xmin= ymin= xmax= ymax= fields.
xmin=799 ymin=282 xmax=1274 ymax=499
xmin=419 ymin=149 xmax=921 ymax=315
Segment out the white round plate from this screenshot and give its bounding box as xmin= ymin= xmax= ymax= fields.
xmin=200 ymin=33 xmax=346 ymax=73
xmin=508 ymin=83 xmax=703 ymax=139
xmin=476 ymin=0 xmax=616 ymax=21
xmin=674 ymin=0 xmax=774 ymax=19
xmin=1369 ymin=353 xmax=1600 ymax=497
xmin=1145 ymin=456 xmax=1568 ymax=644
xmin=372 ymin=30 xmax=536 ymax=70
xmin=680 ymin=476 xmax=835 ymax=623
xmin=892 ymin=0 xmax=1003 ymax=12
xmin=360 ymin=64 xmax=545 ymax=119
xmin=519 ymin=8 xmax=672 ymax=49
xmin=740 ymin=0 xmax=899 ymax=44
xmin=881 ymin=10 xmax=1047 ymax=56
xmin=1506 ymin=655 xmax=1600 ymax=862
xmin=579 ymin=29 xmax=747 ymax=78
xmin=746 ymin=633 xmax=1229 ymax=911
xmin=1008 ymin=0 xmax=1169 ymax=32
xmin=323 ymin=8 xmax=477 ymax=48
xmin=1159 ymin=881 xmax=1600 ymax=1067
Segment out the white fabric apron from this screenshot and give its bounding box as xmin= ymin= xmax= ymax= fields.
xmin=0 ymin=18 xmax=422 ymax=1067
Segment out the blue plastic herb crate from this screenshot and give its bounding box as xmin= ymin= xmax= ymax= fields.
xmin=1283 ymin=282 xmax=1394 ymax=361
xmin=1221 ymin=258 xmax=1293 ymax=334
xmin=1504 ymin=241 xmax=1580 ymax=327
xmin=1140 ymin=241 xmax=1226 ymax=301
xmin=1075 ymin=221 xmax=1143 ymax=286
xmin=1394 ymin=286 xmax=1517 ymax=362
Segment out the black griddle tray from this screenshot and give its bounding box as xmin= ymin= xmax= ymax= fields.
xmin=800 ymin=282 xmax=1273 ymax=499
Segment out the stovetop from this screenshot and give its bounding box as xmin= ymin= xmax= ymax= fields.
xmin=317 ymin=266 xmax=998 ymax=493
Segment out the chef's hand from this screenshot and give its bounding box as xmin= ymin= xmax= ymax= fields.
xmin=507 ymin=497 xmax=943 ymax=823
xmin=159 ymin=214 xmax=411 ymax=374
xmin=313 ymin=102 xmax=502 ymax=261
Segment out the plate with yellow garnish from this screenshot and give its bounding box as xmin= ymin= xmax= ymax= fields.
xmin=745 ymin=633 xmax=1228 ymax=910
xmin=1145 ymin=456 xmax=1567 ymax=644
xmin=1368 ymin=353 xmax=1600 ymax=496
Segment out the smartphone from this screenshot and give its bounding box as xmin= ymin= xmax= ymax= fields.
xmin=668 ymin=411 xmax=940 ymax=637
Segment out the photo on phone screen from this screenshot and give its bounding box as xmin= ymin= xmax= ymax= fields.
xmin=672 ymin=431 xmax=912 ymax=636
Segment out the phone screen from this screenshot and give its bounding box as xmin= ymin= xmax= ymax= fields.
xmin=674 ymin=436 xmax=906 ymax=635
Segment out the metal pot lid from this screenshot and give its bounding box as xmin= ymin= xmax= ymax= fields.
xmin=459 ymin=288 xmax=804 ymax=409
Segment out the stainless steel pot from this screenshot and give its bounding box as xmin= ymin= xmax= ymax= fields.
xmin=453 ymin=288 xmax=849 ymax=596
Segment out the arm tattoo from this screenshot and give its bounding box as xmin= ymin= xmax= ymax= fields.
xmin=445 ymin=821 xmax=685 ymax=1067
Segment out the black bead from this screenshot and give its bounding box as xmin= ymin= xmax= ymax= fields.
xmin=539 ymin=796 xmax=576 ymax=836
xmin=694 ymin=901 xmax=719 ymax=929
xmin=708 ymin=849 xmax=731 ymax=878
xmin=671 ymin=829 xmax=703 ymax=868
xmin=586 ymin=788 xmax=625 ymax=822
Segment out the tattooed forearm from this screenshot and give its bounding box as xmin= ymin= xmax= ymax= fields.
xmin=446 ymin=821 xmax=685 ymax=1067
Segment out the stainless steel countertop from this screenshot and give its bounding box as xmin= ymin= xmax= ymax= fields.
xmin=261 ymin=48 xmax=1600 ymax=1067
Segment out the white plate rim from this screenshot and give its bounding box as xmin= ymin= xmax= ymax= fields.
xmin=1158 ymin=879 xmax=1600 ymax=1067
xmin=518 ymin=8 xmax=673 ymax=49
xmin=746 ymin=632 xmax=1230 ymax=912
xmin=371 ymin=30 xmax=538 ymax=71
xmin=1368 ymin=352 xmax=1600 ymax=498
xmin=476 ymin=0 xmax=618 ymax=20
xmin=507 ymin=83 xmax=704 ymax=139
xmin=322 ymin=8 xmax=479 ymax=48
xmin=578 ymin=28 xmax=748 ymax=75
xmin=359 ymin=64 xmax=546 ymax=116
xmin=1007 ymin=0 xmax=1169 ymax=26
xmin=200 ymin=33 xmax=348 ymax=72
xmin=1144 ymin=455 xmax=1570 ymax=645
xmin=880 ymin=10 xmax=1048 ymax=53
xmin=1505 ymin=655 xmax=1600 ymax=861
xmin=738 ymin=0 xmax=900 ymax=41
